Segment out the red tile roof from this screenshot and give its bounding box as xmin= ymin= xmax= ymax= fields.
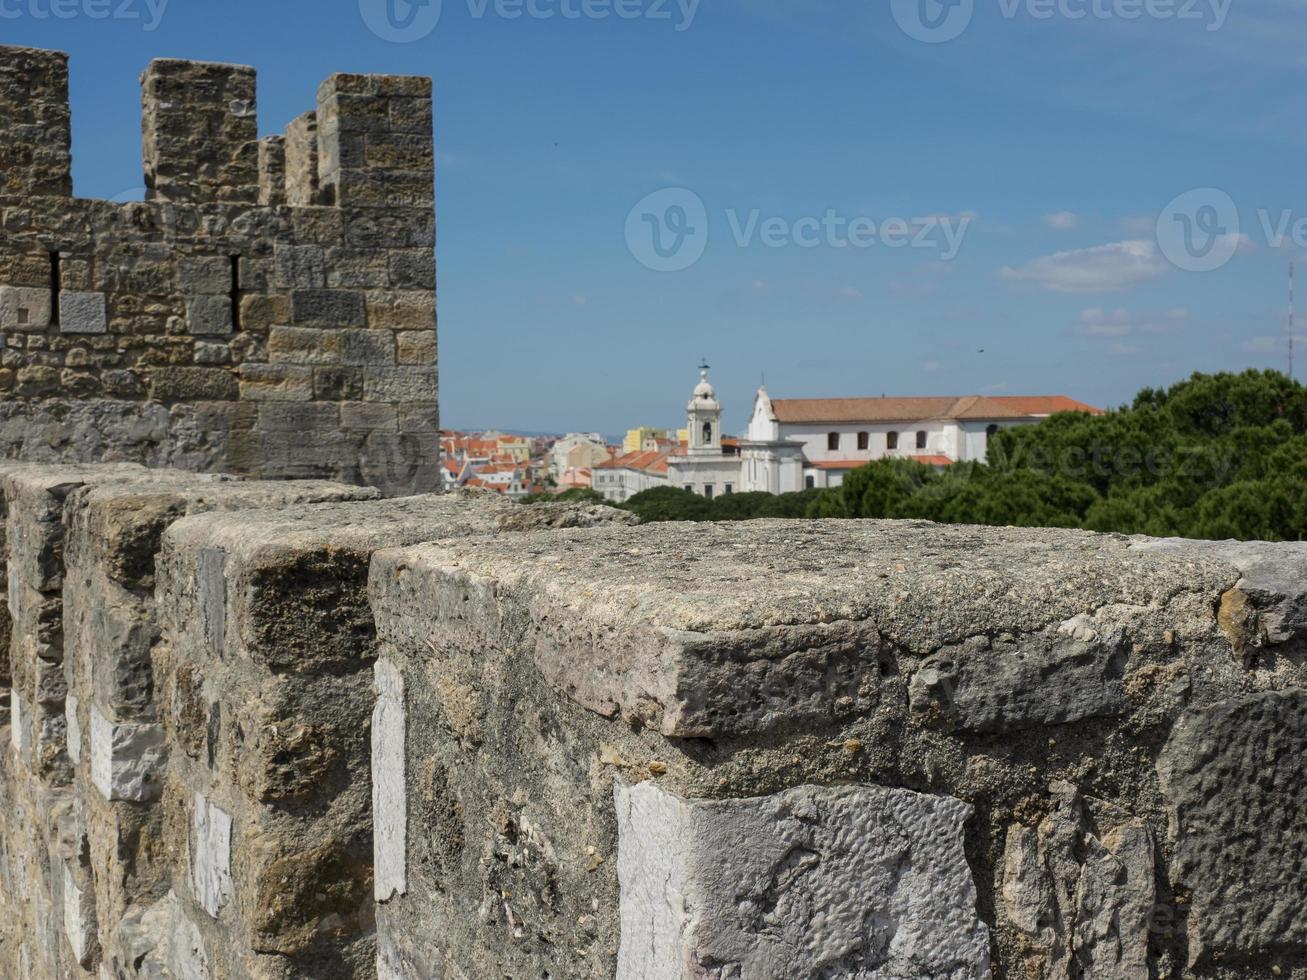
xmin=911 ymin=455 xmax=955 ymax=467
xmin=598 ymin=450 xmax=670 ymax=474
xmin=771 ymin=395 xmax=1101 ymax=424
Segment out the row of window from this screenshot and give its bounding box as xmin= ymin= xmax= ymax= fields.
xmin=827 ymin=431 xmax=928 ymax=452
xmin=826 ymin=425 xmax=1001 ymax=454
xmin=686 ymin=484 xmax=733 ymax=498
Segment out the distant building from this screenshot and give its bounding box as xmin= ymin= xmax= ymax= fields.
xmin=623 ymin=427 xmax=670 ymax=454
xmin=594 ymin=449 xmax=670 ymax=503
xmin=740 ymin=390 xmax=1102 ymax=493
xmin=665 ymin=370 xmax=743 ymax=500
xmin=550 ymin=433 xmax=611 ymax=481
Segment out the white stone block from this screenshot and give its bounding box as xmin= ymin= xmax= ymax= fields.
xmin=62 ymin=863 xmax=96 ymax=967
xmin=90 ymin=705 xmax=167 ymax=802
xmin=65 ymin=694 xmax=81 ymax=765
xmin=372 ymin=658 xmax=407 ymax=902
xmin=59 ymin=291 xmax=107 ymax=334
xmin=0 ymin=285 xmax=52 ymax=330
xmin=191 ymin=795 xmax=232 ymax=919
xmin=10 ymin=690 xmax=30 ymax=761
xmin=7 ymin=561 xmax=18 ymax=618
xmin=614 ymin=781 xmax=991 ymax=980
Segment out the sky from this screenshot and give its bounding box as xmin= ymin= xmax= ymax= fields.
xmin=5 ymin=0 xmax=1307 ymax=435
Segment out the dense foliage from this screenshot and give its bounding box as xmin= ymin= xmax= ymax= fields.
xmin=614 ymin=371 xmax=1307 ymax=542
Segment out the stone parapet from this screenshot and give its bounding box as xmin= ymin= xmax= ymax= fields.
xmin=2 ymin=477 xmax=1305 ymax=978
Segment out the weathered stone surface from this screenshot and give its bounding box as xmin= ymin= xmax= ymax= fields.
xmin=119 ymin=891 xmax=213 ymax=980
xmin=58 ymin=291 xmax=107 ymax=334
xmin=908 ymin=628 xmax=1129 ymax=734
xmin=372 ymin=658 xmax=406 ymax=903
xmin=0 ymin=285 xmax=52 ymax=330
xmin=62 ymin=862 xmax=97 ymax=967
xmin=1158 ymin=689 xmax=1307 ymax=965
xmin=616 ymin=780 xmax=990 ymax=979
xmin=191 ymin=794 xmax=233 ymax=919
xmin=1001 ymin=783 xmax=1154 ymax=979
xmin=185 ymin=294 xmax=233 ymax=337
xmin=1134 ymin=537 xmax=1307 ymax=646
xmin=371 ymin=521 xmax=1233 ymax=738
xmin=89 ymin=706 xmax=166 ymax=802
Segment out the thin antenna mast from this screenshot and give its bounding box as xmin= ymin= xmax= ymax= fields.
xmin=1291 ymin=261 xmax=1296 ymax=381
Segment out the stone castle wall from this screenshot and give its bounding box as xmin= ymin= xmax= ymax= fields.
xmin=0 ymin=459 xmax=1304 ymax=979
xmin=0 ymin=46 xmax=439 ymax=497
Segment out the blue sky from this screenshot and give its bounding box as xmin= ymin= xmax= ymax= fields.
xmin=5 ymin=0 xmax=1307 ymax=434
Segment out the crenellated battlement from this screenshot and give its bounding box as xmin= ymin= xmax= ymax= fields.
xmin=0 ymin=46 xmax=439 ymax=497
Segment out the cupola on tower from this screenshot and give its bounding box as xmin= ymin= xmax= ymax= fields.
xmin=687 ymin=366 xmax=722 ymax=456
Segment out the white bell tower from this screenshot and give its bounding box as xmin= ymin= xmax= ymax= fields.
xmin=687 ymin=364 xmax=721 ymax=457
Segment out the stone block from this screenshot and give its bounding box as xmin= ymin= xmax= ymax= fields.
xmin=198 ymin=548 xmax=226 ymax=658
xmin=239 ymin=363 xmax=314 ymax=402
xmin=362 ymin=366 xmax=437 ymax=404
xmin=185 ymin=295 xmax=233 ymax=337
xmin=396 ymin=330 xmax=435 ymax=366
xmin=0 ymin=285 xmax=52 ymax=330
xmin=615 ymin=780 xmax=990 ymax=978
xmin=89 ymin=706 xmax=166 ymax=802
xmin=177 ymin=256 xmax=231 ymax=295
xmin=373 ymin=659 xmax=406 ymax=902
xmin=1000 ymin=783 xmax=1155 ymax=978
xmin=151 ymin=367 xmax=239 ymax=402
xmin=191 ymin=794 xmax=233 ymax=918
xmin=908 ymin=629 xmax=1129 ymax=734
xmin=62 ymin=863 xmax=97 ymax=968
xmin=1158 ymin=689 xmax=1307 ymax=964
xmin=274 ymin=244 xmax=326 ymax=289
xmin=267 ymin=325 xmax=342 ymax=366
xmin=64 ymin=694 xmax=80 ymax=765
xmin=58 ymin=291 xmax=107 ymax=334
xmin=290 ymin=289 xmax=366 ymax=328
xmin=341 ymin=328 xmax=396 ymax=366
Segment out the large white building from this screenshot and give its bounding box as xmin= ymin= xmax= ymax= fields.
xmin=739 ymin=389 xmax=1101 ymax=493
xmin=603 ymin=369 xmax=1101 ymax=501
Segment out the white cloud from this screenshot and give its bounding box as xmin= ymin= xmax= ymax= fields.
xmin=922 ymin=360 xmax=944 ymax=373
xmin=838 ymin=285 xmax=864 ymax=301
xmin=1078 ymin=307 xmax=1187 ymax=337
xmin=1044 ymin=211 xmax=1078 ymax=230
xmin=1000 ymin=240 xmax=1169 ymax=293
xmin=1108 ymin=343 xmax=1141 ymax=357
xmin=750 ymin=279 xmax=772 ymax=294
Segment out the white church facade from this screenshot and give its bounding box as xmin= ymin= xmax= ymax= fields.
xmin=602 ymin=369 xmax=1101 ymax=502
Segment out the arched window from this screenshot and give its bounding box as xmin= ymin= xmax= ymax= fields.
xmin=857 ymin=432 xmax=869 ymax=451
xmin=916 ymin=431 xmax=927 ymax=450
xmin=887 ymin=431 xmax=899 ymax=451
xmin=702 ymin=421 xmax=713 ymax=444
xmin=827 ymin=432 xmax=840 ymax=451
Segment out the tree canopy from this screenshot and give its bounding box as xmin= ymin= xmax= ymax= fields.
xmin=610 ymin=371 xmax=1307 ymax=542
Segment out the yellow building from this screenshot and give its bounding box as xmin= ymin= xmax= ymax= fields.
xmin=623 ymin=427 xmax=670 ymax=454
